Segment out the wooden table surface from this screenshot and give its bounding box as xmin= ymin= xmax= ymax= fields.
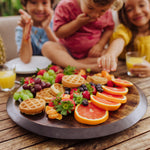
xmin=0 ymin=61 xmax=150 ymax=150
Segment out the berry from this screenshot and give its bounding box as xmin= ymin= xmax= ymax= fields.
xmin=82 ymin=91 xmax=90 ymax=100
xmin=82 ymin=99 xmax=89 ymax=106
xmin=49 ymin=65 xmax=59 ymax=72
xmin=70 ymin=88 xmax=78 ymax=94
xmin=24 ymin=77 xmax=34 ymax=84
xmin=55 ymin=73 xmax=64 ymax=83
xmin=37 ymin=69 xmax=47 ymax=76
xmin=107 ymin=80 xmax=114 ymax=87
xmin=91 ymin=85 xmax=97 ymax=95
xmin=81 ymin=75 xmax=87 ymax=79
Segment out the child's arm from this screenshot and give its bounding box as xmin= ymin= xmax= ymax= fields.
xmin=88 ymin=29 xmax=113 ymax=57
xmin=41 ymin=8 xmax=58 ymax=42
xmin=18 ymin=9 xmax=33 ymax=63
xmin=130 ymin=61 xmax=150 ymax=77
xmin=97 ymin=38 xmax=125 ymax=72
xmin=55 ymin=13 xmax=94 ymax=38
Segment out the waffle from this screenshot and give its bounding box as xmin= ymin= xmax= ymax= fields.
xmin=86 ymin=75 xmax=108 ymax=85
xmin=62 ymin=75 xmax=85 ymax=88
xmin=50 ymin=83 xmax=65 ymax=96
xmin=36 ymin=88 xmax=54 ymax=103
xmin=19 ymin=98 xmax=45 ymax=115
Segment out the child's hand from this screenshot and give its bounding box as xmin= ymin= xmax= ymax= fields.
xmin=76 ymin=13 xmax=95 ymax=26
xmin=130 ymin=60 xmax=150 ymax=77
xmin=88 ymin=43 xmax=103 ymax=57
xmin=18 ymin=9 xmax=33 ymax=41
xmin=97 ymin=53 xmax=118 ymax=72
xmin=41 ymin=8 xmax=53 ymax=30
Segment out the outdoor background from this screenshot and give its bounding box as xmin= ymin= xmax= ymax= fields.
xmin=0 ymin=0 xmax=22 ymax=16
xmin=0 ymin=0 xmax=60 ymax=16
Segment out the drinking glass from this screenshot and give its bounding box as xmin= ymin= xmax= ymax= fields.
xmin=126 ymin=51 xmax=145 ymax=77
xmin=0 ymin=64 xmax=16 ymax=92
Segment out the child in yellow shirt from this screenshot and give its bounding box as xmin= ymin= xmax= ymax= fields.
xmin=98 ymin=0 xmax=150 ymax=77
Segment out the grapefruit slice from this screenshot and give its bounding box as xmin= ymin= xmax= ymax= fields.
xmin=74 ymin=101 xmax=109 ymax=125
xmin=112 ymin=78 xmax=133 ymax=87
xmin=102 ymin=85 xmax=128 ymax=95
xmin=96 ymin=92 xmax=127 ymax=103
xmin=91 ymin=95 xmax=121 ymax=111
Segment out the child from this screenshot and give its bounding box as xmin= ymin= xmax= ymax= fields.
xmin=16 ymin=0 xmax=58 ymax=63
xmin=98 ymin=0 xmax=150 ymax=77
xmin=42 ymin=0 xmax=119 ymax=72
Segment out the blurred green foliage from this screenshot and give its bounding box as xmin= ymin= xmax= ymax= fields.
xmin=0 ymin=0 xmax=22 ymax=16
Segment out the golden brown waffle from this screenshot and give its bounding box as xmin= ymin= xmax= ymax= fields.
xmin=62 ymin=75 xmax=85 ymax=88
xmin=86 ymin=75 xmax=108 ymax=85
xmin=19 ymin=98 xmax=45 ymax=115
xmin=36 ymin=88 xmax=54 ymax=103
xmin=50 ymin=83 xmax=65 ymax=96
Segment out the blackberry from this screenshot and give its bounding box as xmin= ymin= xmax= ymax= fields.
xmin=89 ymin=82 xmax=96 ymax=87
xmin=97 ymin=87 xmax=103 ymax=93
xmin=82 ymin=99 xmax=89 ymax=106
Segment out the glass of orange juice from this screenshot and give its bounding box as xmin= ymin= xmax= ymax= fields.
xmin=126 ymin=51 xmax=145 ymax=76
xmin=0 ymin=64 xmax=16 ymax=92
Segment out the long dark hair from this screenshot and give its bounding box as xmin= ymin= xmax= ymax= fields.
xmin=118 ymin=2 xmax=150 ymax=51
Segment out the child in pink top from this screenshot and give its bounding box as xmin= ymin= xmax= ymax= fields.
xmin=42 ymin=0 xmax=117 ymax=72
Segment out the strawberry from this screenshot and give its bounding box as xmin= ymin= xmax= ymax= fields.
xmin=107 ymin=80 xmax=114 ymax=87
xmin=49 ymin=65 xmax=59 ymax=72
xmin=70 ymin=92 xmax=79 ymax=99
xmin=70 ymin=88 xmax=78 ymax=95
xmin=55 ymin=73 xmax=64 ymax=83
xmin=82 ymin=91 xmax=90 ymax=100
xmin=81 ymin=75 xmax=87 ymax=79
xmin=91 ymin=85 xmax=97 ymax=95
xmin=24 ymin=77 xmax=34 ymax=84
xmin=37 ymin=69 xmax=47 ymax=76
xmin=56 ymin=99 xmax=75 ymax=116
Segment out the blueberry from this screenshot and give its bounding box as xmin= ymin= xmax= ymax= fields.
xmin=64 ymin=91 xmax=70 ymax=94
xmin=78 ymin=87 xmax=84 ymax=92
xmin=82 ymin=99 xmax=88 ymax=106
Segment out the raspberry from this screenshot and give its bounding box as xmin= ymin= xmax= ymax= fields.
xmin=82 ymin=91 xmax=90 ymax=100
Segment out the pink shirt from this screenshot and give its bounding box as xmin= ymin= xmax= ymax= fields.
xmin=53 ymin=0 xmax=114 ymax=59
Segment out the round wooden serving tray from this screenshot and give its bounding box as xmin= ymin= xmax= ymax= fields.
xmin=7 ymin=84 xmax=147 ymax=139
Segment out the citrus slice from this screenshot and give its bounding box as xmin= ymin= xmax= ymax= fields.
xmin=90 ymin=95 xmax=121 ymax=111
xmin=96 ymin=92 xmax=127 ymax=103
xmin=112 ymin=78 xmax=133 ymax=87
xmin=101 ymin=70 xmax=114 ymax=80
xmin=102 ymin=85 xmax=128 ymax=95
xmin=74 ymin=101 xmax=109 ymax=125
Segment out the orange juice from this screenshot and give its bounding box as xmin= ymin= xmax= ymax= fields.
xmin=126 ymin=57 xmax=144 ymax=71
xmin=126 ymin=51 xmax=145 ymax=76
xmin=0 ymin=70 xmax=16 ymax=91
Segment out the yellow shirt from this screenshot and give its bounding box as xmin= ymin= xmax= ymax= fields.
xmin=111 ymin=24 xmax=150 ymax=62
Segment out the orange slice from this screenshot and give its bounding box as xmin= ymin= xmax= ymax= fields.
xmin=101 ymin=70 xmax=114 ymax=80
xmin=74 ymin=101 xmax=109 ymax=125
xmin=91 ymin=95 xmax=121 ymax=111
xmin=112 ymin=78 xmax=133 ymax=87
xmin=96 ymin=92 xmax=127 ymax=103
xmin=102 ymin=85 xmax=128 ymax=95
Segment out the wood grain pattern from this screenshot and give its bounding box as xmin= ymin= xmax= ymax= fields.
xmin=0 ymin=61 xmax=150 ymax=149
